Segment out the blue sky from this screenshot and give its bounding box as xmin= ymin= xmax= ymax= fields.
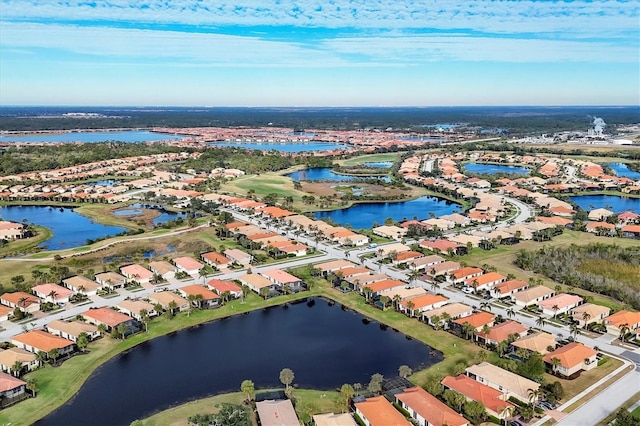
xmin=0 ymin=1 xmax=638 ymax=106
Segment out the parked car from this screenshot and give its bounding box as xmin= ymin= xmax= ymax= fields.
xmin=462 ymin=287 xmax=474 ymax=294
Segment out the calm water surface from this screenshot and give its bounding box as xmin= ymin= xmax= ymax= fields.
xmin=607 ymin=163 xmax=640 ymax=180
xmin=0 ymin=205 xmax=125 ymax=250
xmin=0 ymin=131 xmax=184 ymax=143
xmin=315 ymin=195 xmax=461 ymax=229
xmin=569 ymin=195 xmax=640 ymax=213
xmin=113 ymin=203 xmax=188 ymax=225
xmin=286 ymin=167 xmax=390 ymax=182
xmin=464 ymin=162 xmax=530 ymax=176
xmin=41 ymin=298 xmax=441 ymax=425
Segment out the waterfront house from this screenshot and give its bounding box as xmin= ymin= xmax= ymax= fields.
xmin=149 ymin=291 xmax=189 ymax=312
xmin=11 ymin=330 xmax=75 ymax=357
xmin=570 ymin=304 xmax=611 ymax=327
xmin=465 ymin=362 xmax=540 ymax=404
xmin=260 ymin=269 xmax=303 ymax=291
xmin=172 ymin=256 xmax=204 ymax=276
xmin=512 ymin=332 xmax=556 ymax=356
xmin=178 ymin=285 xmax=221 ymax=308
xmin=354 ymin=396 xmax=410 ymax=426
xmin=238 ymin=273 xmax=276 ymax=295
xmin=82 ymin=307 xmax=137 ymax=332
xmin=31 ymin=283 xmax=74 ymax=304
xmin=539 ymin=294 xmax=584 ymax=316
xmin=314 ymin=259 xmax=356 ymax=277
xmin=255 ymin=399 xmax=299 ymax=426
xmin=372 ymin=225 xmax=407 ymax=240
xmin=395 ymin=386 xmax=468 ymax=426
xmin=512 ymin=286 xmax=555 ymax=307
xmin=588 ymin=208 xmax=614 ymax=221
xmin=0 ymin=348 xmax=37 ymax=374
xmin=441 ymin=374 xmax=513 ymax=419
xmin=62 ymin=275 xmax=101 ymax=296
xmin=313 ymin=413 xmax=358 ymax=426
xmin=453 ymin=312 xmax=496 ymax=332
xmin=399 ymin=294 xmax=448 ymax=317
xmin=422 ymin=303 xmax=474 ymax=327
xmin=94 ymin=271 xmax=126 ymax=290
xmin=362 ymin=279 xmax=407 ymax=298
xmin=0 ymin=372 xmax=27 ymax=403
xmin=543 ymin=342 xmax=598 ymax=377
xmin=476 ymin=320 xmax=528 ymax=346
xmin=148 ymin=260 xmax=177 ymax=280
xmin=119 ymin=264 xmax=154 ymax=284
xmin=46 ymin=320 xmax=99 ymax=342
xmin=0 ymin=292 xmax=40 ymax=313
xmin=206 ymin=279 xmax=243 ymax=299
xmin=117 ymin=299 xmax=158 ymax=320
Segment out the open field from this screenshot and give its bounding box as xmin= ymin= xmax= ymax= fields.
xmin=0 ymin=226 xmax=52 ymax=258
xmin=338 ymin=153 xmax=401 ymax=166
xmin=140 ymin=392 xmax=251 ymax=426
xmin=545 ymin=357 xmax=623 ymax=402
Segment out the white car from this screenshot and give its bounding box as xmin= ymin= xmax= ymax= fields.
xmin=462 ymin=287 xmax=475 ymax=294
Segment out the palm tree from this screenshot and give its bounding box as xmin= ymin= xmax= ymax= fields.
xmin=48 ymin=348 xmax=59 ymax=364
xmin=398 ymin=365 xmax=412 ymax=378
xmin=362 ymin=287 xmax=373 ymax=302
xmin=392 ymin=295 xmax=401 ymax=311
xmin=10 ymin=360 xmax=23 ymax=377
xmin=97 ymin=323 xmax=107 ymax=335
xmin=536 ymin=316 xmax=547 ymax=328
xmin=499 ymin=405 xmax=514 ymax=425
xmin=407 ymin=269 xmax=420 ymax=288
xmin=462 ymin=322 xmax=477 ymax=341
xmin=279 ymin=368 xmax=295 ymax=394
xmin=240 ymin=379 xmax=255 ymax=402
xmin=405 ymin=300 xmax=416 ymax=317
xmin=569 ymin=323 xmax=581 ymax=341
xmin=353 ymin=382 xmax=362 ymax=396
xmin=619 ymin=323 xmax=631 ymax=341
xmin=506 ymin=308 xmax=516 ymax=319
xmin=480 ymin=301 xmax=492 ymax=312
xmin=551 ymin=304 xmax=560 ymax=319
xmin=116 ymin=324 xmax=127 ymax=340
xmin=527 ymin=388 xmax=541 ymax=404
xmin=35 ymin=351 xmax=47 ymax=368
xmin=581 ymin=311 xmax=592 ymax=328
xmin=496 ymin=340 xmax=509 ymax=358
xmin=441 ymin=312 xmax=452 ymax=330
xmin=168 ymin=300 xmax=178 ymax=316
xmin=76 ymin=332 xmax=89 ymax=352
xmin=139 ymin=309 xmax=149 ymax=332
xmin=550 ymin=357 xmax=562 ymax=375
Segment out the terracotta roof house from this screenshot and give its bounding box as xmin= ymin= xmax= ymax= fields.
xmin=512 ymin=286 xmax=555 ymax=307
xmin=396 ymin=386 xmax=468 ymax=426
xmin=362 ymin=279 xmax=407 ymax=297
xmin=453 ymin=311 xmax=496 ymax=332
xmin=62 ymin=275 xmax=100 ymax=296
xmin=477 ymin=320 xmax=528 ymax=345
xmin=337 ymin=266 xmax=371 ymax=279
xmin=117 ymin=299 xmax=158 ymax=320
xmin=441 ymin=374 xmax=513 ymax=418
xmin=94 ymin=271 xmax=126 ymax=289
xmin=0 ymin=371 xmax=27 ymax=401
xmin=148 ymin=260 xmax=176 ymax=279
xmin=466 ymin=272 xmax=507 ymax=291
xmin=605 ymin=310 xmax=640 ymax=336
xmin=206 ymin=279 xmax=243 ymax=299
xmin=149 ymin=291 xmax=190 ymax=312
xmin=466 ymin=362 xmax=540 ymax=403
xmin=314 ymin=259 xmax=355 ymax=275
xmin=492 ymin=280 xmax=529 ymax=298
xmin=512 ymin=332 xmax=556 ymax=355
xmin=313 ymin=413 xmax=358 ymax=426
xmin=0 ymin=221 xmax=27 ymax=240
xmin=423 ymin=303 xmax=474 ymax=327
xmin=570 ymin=303 xmax=611 ymax=327
xmin=0 ymin=347 xmax=37 ymax=375
xmin=172 ymin=256 xmax=204 ymax=275
xmin=585 ymin=221 xmax=616 ymax=235
xmin=255 ymin=399 xmax=299 ymax=426
xmin=82 ymin=307 xmax=137 ymax=331
xmin=543 ymin=342 xmax=598 ymax=377
xmin=11 ymin=330 xmax=75 ymax=356
xmin=451 ymin=267 xmax=484 ymax=284
xmin=539 ymin=294 xmax=584 ymax=316
xmin=345 ymin=273 xmax=388 ymax=289
xmin=622 ymin=224 xmax=640 ymax=238
xmin=238 ymin=273 xmax=276 ymax=294
xmin=0 ymin=292 xmax=40 ymax=313
xmin=31 ymin=283 xmax=74 ymax=304
xmin=399 ymin=294 xmax=449 ymax=317
xmin=179 ymin=285 xmax=221 ymax=308
xmin=0 ymin=305 xmax=10 ymax=322
xmin=260 ymin=269 xmax=303 ymax=289
xmin=119 ymin=264 xmax=154 ymax=284
xmin=427 ymin=261 xmax=461 ymax=277
xmin=47 ymin=319 xmax=99 ymax=342
xmin=354 ymin=395 xmax=410 ymax=426
xmin=201 ymin=251 xmax=231 ymax=268
xmin=420 ymin=239 xmax=463 ymax=255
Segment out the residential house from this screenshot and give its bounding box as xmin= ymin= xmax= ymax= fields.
xmin=345 ymin=273 xmax=388 ymax=289
xmin=386 ymin=287 xmax=427 ymax=302
xmin=408 ymin=254 xmax=445 ymax=272
xmin=512 ymin=332 xmax=556 ymax=356
xmin=313 ymin=413 xmax=358 ymax=426
xmin=117 ymin=299 xmax=158 ymax=320
xmin=492 ymin=280 xmax=529 ymax=298
xmin=362 ymin=279 xmax=407 ymax=298
xmin=372 ymin=225 xmax=407 ymax=240
xmin=399 ymin=294 xmax=448 ymax=317
xmin=585 ymin=221 xmax=616 ymax=235
xmin=31 ymin=283 xmax=74 ymax=304
xmin=201 ymin=251 xmax=231 ymax=269
xmin=570 ymin=304 xmax=611 ymax=327
xmin=206 ymin=279 xmax=243 ymax=299
xmin=82 ymin=307 xmax=137 ymax=332
xmin=420 ymin=239 xmax=463 ymax=255
xmin=149 ymin=291 xmax=190 ymax=312
xmin=223 ymin=248 xmax=253 ymax=266
xmin=0 ymin=221 xmax=27 ymax=240
xmin=621 ymin=224 xmax=640 ymax=238
xmin=476 ymin=320 xmax=528 ymax=346
xmin=0 ymin=372 xmax=27 ymax=402
xmin=426 ymin=261 xmax=461 ymax=278
xmin=255 ymin=400 xmax=299 ymax=426
xmin=0 ymin=292 xmax=40 ymax=313
xmin=423 ymin=303 xmax=473 ymax=327
xmin=394 ymin=251 xmax=424 ymax=266
xmin=543 ymin=342 xmax=598 ymax=377
xmin=11 ymin=330 xmax=75 ymax=357
xmin=588 ymin=208 xmax=614 ymax=221
xmin=354 ymin=396 xmax=410 ymax=426
xmin=512 ymin=286 xmax=555 ymax=307
xmin=238 ymin=273 xmax=276 ymax=295
xmin=0 ymin=305 xmax=10 ymax=322
xmin=179 ymin=285 xmax=221 ymax=308
xmin=539 ymin=294 xmax=584 ymax=317
xmin=451 ymin=267 xmax=484 ymax=284
xmin=605 ymin=310 xmax=640 ymax=336
xmin=94 ymin=271 xmax=126 ymax=289
xmin=395 ymin=386 xmax=468 ymax=426
xmin=453 ymin=312 xmax=496 ymax=332
xmin=314 ymin=259 xmax=355 ymax=277
xmin=465 ymin=362 xmax=540 ymax=404
xmin=172 ymin=256 xmax=204 ymax=276
xmin=148 ymin=260 xmax=177 ymax=280
xmin=0 ymin=348 xmax=37 ymax=374
xmin=440 ymin=213 xmax=471 ymax=227
xmin=466 ymin=272 xmax=507 ymax=291
xmin=119 ymin=264 xmax=154 ymax=284
xmin=441 ymin=374 xmax=513 ymax=419
xmin=46 ymin=320 xmax=99 ymax=342
xmin=62 ymin=275 xmax=100 ymax=296
xmin=260 ymin=269 xmax=303 ymax=291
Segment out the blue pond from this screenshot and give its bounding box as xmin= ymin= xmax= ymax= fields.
xmin=85 ymin=179 xmax=121 ymax=186
xmin=209 ymin=141 xmax=347 ymax=152
xmin=315 ymin=195 xmax=461 ymax=229
xmin=0 ymin=205 xmax=126 ymax=250
xmin=607 ymin=163 xmax=640 ymax=180
xmin=113 ymin=204 xmax=188 ymax=225
xmin=0 ymin=131 xmax=184 ymax=143
xmin=464 ymin=162 xmax=530 ymax=176
xmin=286 ymin=167 xmax=391 ymax=183
xmin=569 ymin=195 xmax=640 ymax=214
xmin=363 ymin=162 xmax=394 ymax=168
xmin=40 ymin=298 xmax=441 ymax=425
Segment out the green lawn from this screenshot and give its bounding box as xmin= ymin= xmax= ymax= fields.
xmin=0 ymin=226 xmax=52 ymax=257
xmin=140 ymin=392 xmax=250 ymax=426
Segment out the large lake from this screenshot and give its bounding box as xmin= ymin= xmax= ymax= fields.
xmin=209 ymin=141 xmax=347 ymax=153
xmin=286 ymin=167 xmax=391 ymax=182
xmin=315 ymin=196 xmax=461 ymax=229
xmin=569 ymin=195 xmax=640 ymax=214
xmin=0 ymin=205 xmax=126 ymax=250
xmin=40 ymin=298 xmax=441 ymax=425
xmin=607 ymin=163 xmax=640 ymax=180
xmin=464 ymin=162 xmax=530 ymax=176
xmin=0 ymin=131 xmax=184 ymax=143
